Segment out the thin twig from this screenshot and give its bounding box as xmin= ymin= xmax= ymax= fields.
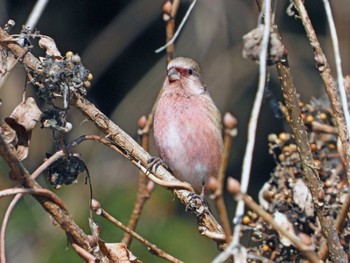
xmin=165 ymin=0 xmax=181 ymax=64
xmin=155 ymin=0 xmax=197 ymax=54
xmin=322 ymin=0 xmax=350 ymax=138
xmin=0 ymin=188 xmax=67 ymax=211
xmin=31 ymin=150 xmax=66 ymax=179
xmin=293 ymin=0 xmax=350 ymax=187
xmin=213 ymin=113 xmax=237 ymax=243
xmin=311 ymin=121 xmax=338 ymax=134
xmin=91 ymin=199 xmax=183 ymax=263
xmin=237 ymin=0 xmax=271 ymax=253
xmin=0 ymin=194 xmax=21 ymax=263
xmin=122 ymin=116 xmax=155 ymax=246
xmin=70 ymin=242 xmax=96 ymax=263
xmin=25 ymin=0 xmax=50 ymax=30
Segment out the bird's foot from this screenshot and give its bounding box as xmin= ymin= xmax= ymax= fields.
xmin=186 ymin=192 xmax=208 ymax=216
xmin=146 ymin=157 xmax=168 ymax=173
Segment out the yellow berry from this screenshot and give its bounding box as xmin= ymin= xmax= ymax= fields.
xmin=319 ymin=112 xmax=327 ymax=121
xmin=278 ymin=132 xmax=290 ymax=142
xmin=324 ymin=180 xmax=332 ymax=188
xmin=289 ymin=144 xmax=297 ymax=152
xmin=262 ymin=244 xmax=270 ymax=252
xmin=87 ymin=73 xmax=93 ymax=81
xmin=84 ymin=81 xmax=91 ymax=88
xmin=268 ymin=133 xmax=278 ymax=143
xmin=282 ymin=146 xmax=291 ymax=156
xmin=65 ymin=51 xmax=74 ymax=58
xmin=242 ymin=215 xmax=251 ymax=225
xmin=314 ymin=159 xmax=321 ymax=168
xmin=328 ymin=143 xmax=336 ymax=150
xmin=305 ymin=115 xmax=314 ymax=123
xmin=278 ymin=153 xmax=285 ymax=162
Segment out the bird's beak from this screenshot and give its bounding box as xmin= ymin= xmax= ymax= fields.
xmin=168 ymin=67 xmax=180 ymax=81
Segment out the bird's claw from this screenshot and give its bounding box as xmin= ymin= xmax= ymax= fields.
xmin=146 ymin=157 xmax=167 ymax=173
xmin=186 ymin=192 xmax=208 ymax=216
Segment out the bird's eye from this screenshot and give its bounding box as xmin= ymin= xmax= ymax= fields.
xmin=188 ymin=68 xmax=193 ymax=75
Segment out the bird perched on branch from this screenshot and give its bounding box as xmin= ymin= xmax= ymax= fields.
xmin=153 ymin=57 xmax=223 ymax=195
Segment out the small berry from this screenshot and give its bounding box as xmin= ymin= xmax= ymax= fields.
xmin=65 ymin=51 xmax=74 ymax=58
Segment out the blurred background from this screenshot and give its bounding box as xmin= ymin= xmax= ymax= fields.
xmin=0 ymin=0 xmax=349 ymax=262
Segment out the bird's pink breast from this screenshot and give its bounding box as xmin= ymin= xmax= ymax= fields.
xmin=154 ymin=92 xmax=222 ymax=193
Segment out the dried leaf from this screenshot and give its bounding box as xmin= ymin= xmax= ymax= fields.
xmin=242 ymin=25 xmax=286 ymax=65
xmin=0 ymin=50 xmax=17 ymax=80
xmin=89 ymin=218 xmax=101 ymax=238
xmin=6 ymin=97 xmax=42 ymax=131
xmin=39 ymin=36 xmax=62 ymax=58
xmin=273 ymin=211 xmax=296 ymax=247
xmin=0 ymin=122 xmax=17 ymax=145
xmin=4 ymin=97 xmax=42 ymax=160
xmin=104 ymin=243 xmax=138 ymax=263
xmin=88 ymin=219 xmax=138 ymax=262
xmin=293 ymin=179 xmax=314 ymax=217
xmin=258 ymin=182 xmax=271 ymax=210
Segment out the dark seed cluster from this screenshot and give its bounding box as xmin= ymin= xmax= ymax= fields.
xmin=46 ymin=153 xmax=87 ymax=189
xmin=26 ymin=41 xmax=92 ymax=187
xmin=35 ymin=51 xmax=91 ymax=101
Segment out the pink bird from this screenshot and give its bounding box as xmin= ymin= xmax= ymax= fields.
xmin=153 ymin=57 xmax=223 ymax=195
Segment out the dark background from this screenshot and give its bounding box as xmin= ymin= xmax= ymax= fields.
xmin=0 ymin=1 xmax=349 ymax=262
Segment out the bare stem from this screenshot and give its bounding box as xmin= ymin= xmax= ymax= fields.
xmin=214 ymin=113 xmax=237 ymax=243
xmin=322 ymin=0 xmax=350 ymax=137
xmin=0 ymin=188 xmax=68 ymax=210
xmin=155 ymin=0 xmax=198 ymax=56
xmin=0 ymin=194 xmax=22 ymax=263
xmin=25 ymin=0 xmax=49 ymax=30
xmin=165 ymin=0 xmax=181 ymax=63
xmin=293 ymin=0 xmax=350 ymax=187
xmin=122 ymin=117 xmax=155 ymax=246
xmin=70 ymin=242 xmax=96 ymax=263
xmin=92 ymin=200 xmax=183 ymax=263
